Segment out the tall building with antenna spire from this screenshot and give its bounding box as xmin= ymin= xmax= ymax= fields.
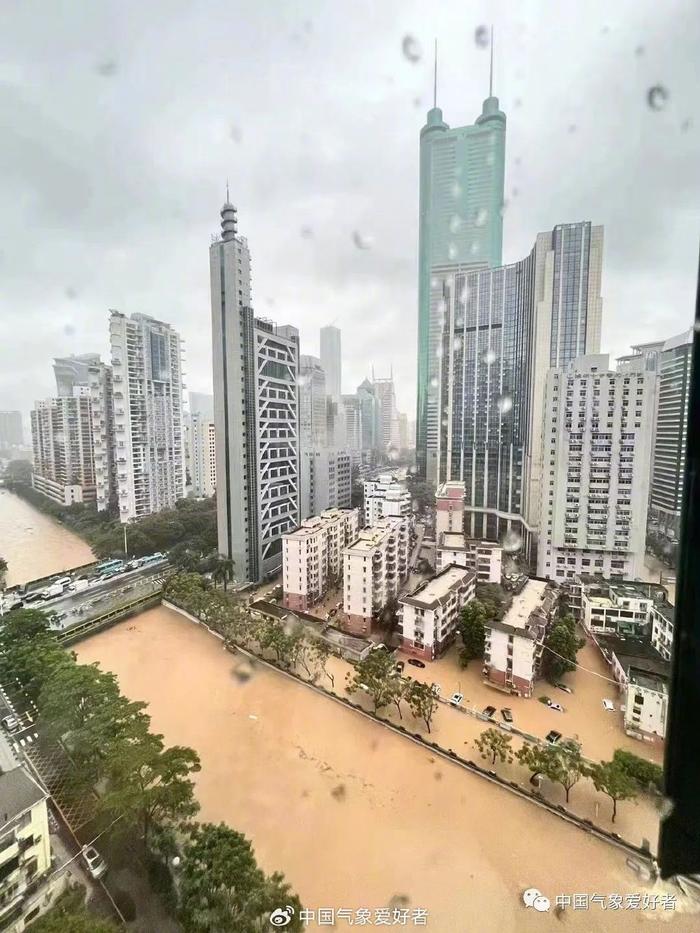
xmin=416 ymin=32 xmax=506 ymax=481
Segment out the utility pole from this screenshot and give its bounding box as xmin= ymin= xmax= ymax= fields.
xmin=123 ymin=523 xmax=128 ymax=558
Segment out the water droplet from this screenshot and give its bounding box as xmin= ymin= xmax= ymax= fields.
xmin=647 ymin=85 xmax=669 ymax=111
xmin=455 ymin=166 xmax=463 ymax=178
xmin=474 ymin=26 xmax=490 ymax=49
xmin=451 ymin=181 xmax=462 ymax=198
xmin=441 ymin=417 xmax=449 ymax=427
xmin=680 ymin=118 xmax=692 ymax=133
xmin=601 ymin=25 xmax=610 ymax=35
xmin=388 ymin=894 xmax=411 ymax=910
xmin=429 ymin=376 xmax=439 ymax=389
xmin=296 ymin=375 xmax=308 ymax=388
xmin=634 ymin=45 xmax=645 ymax=57
xmin=388 ymin=447 xmax=399 ymax=461
xmin=497 ymin=394 xmax=513 ymax=415
xmin=401 ymin=35 xmax=422 ymax=63
xmin=413 ymin=96 xmax=422 ymax=108
xmin=303 ymin=19 xmax=313 ymax=34
xmin=514 ymin=156 xmax=522 ymax=166
xmin=470 ymin=242 xmax=479 ymax=256
xmin=435 ymin=346 xmax=443 ymax=359
xmin=65 ymin=286 xmax=78 ymax=300
xmin=459 ymin=286 xmax=470 ymax=304
xmin=474 ymin=207 xmax=488 ymax=227
xmin=230 ymin=125 xmax=243 ymax=143
xmin=95 ymin=59 xmax=118 ymax=77
xmin=499 ymin=200 xmax=509 ymax=218
xmin=300 ymin=226 xmax=314 ymax=239
xmin=449 ymin=215 xmax=462 ymax=234
xmin=430 ymin=276 xmax=440 ymax=289
xmin=266 ymin=297 xmax=276 ymax=307
xmin=514 ymin=97 xmax=522 ymax=109
xmin=437 ymin=298 xmax=446 ymax=314
xmin=331 ymin=783 xmax=347 ymax=800
xmin=232 ymin=661 xmax=254 ymax=684
xmin=352 ymin=231 xmax=373 ymax=250
xmin=452 ymin=337 xmax=463 ymax=353
xmin=484 ymin=349 xmax=497 ymax=365
xmin=64 ymin=323 xmax=76 ymax=336
xmin=567 ymin=124 xmax=577 ymax=134
xmin=486 ymin=151 xmax=495 ymax=167
xmin=512 ymin=187 xmax=519 ymax=198
xmin=448 ymin=243 xmax=458 ymax=260
xmin=502 ymin=529 xmax=522 ymax=553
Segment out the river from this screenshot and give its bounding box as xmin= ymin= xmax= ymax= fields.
xmin=0 ymin=488 xmax=95 ymax=586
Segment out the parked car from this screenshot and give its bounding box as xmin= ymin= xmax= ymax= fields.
xmin=430 ymin=683 xmax=441 ymax=697
xmin=545 ymin=730 xmax=562 ymax=745
xmin=394 ymin=661 xmax=405 ymax=674
xmin=548 ymin=701 xmax=564 ymax=713
xmin=501 ymin=707 xmax=513 ymax=723
xmin=22 ymin=591 xmax=45 ymax=604
xmin=407 ymin=658 xmax=426 ymax=669
xmin=450 ymin=692 xmax=464 ymax=706
xmin=555 ymin=683 xmax=573 ymax=694
xmin=602 ymin=699 xmax=615 ymax=712
xmin=81 ymin=845 xmax=108 ymax=880
xmin=370 ymin=643 xmax=387 ymax=652
xmin=482 ymin=705 xmax=497 ymax=718
xmin=53 ymin=576 xmax=72 ymax=588
xmin=1 ymin=714 xmax=20 ymax=733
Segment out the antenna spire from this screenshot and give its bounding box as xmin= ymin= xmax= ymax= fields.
xmin=489 ymin=27 xmax=494 ymax=97
xmin=433 ymin=39 xmax=438 ymax=108
xmin=226 ymin=178 xmax=230 ymax=202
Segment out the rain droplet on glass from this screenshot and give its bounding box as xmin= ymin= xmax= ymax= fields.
xmin=497 ymin=394 xmax=513 ymax=415
xmin=230 ymin=125 xmax=243 ymax=143
xmin=499 ymin=200 xmax=509 ymax=218
xmin=647 ymin=85 xmax=669 ymax=111
xmin=431 ymin=276 xmax=440 ymax=289
xmin=680 ymin=118 xmax=691 ymax=133
xmin=448 ymin=243 xmax=458 ymax=260
xmin=437 ymin=298 xmax=446 ymax=314
xmin=401 ymin=35 xmax=422 ymax=63
xmin=435 ymin=346 xmax=444 ymax=359
xmin=449 ymin=215 xmax=462 ymax=234
xmin=634 ymin=45 xmax=645 ymax=57
xmin=451 ymin=181 xmax=462 ymax=198
xmin=300 ymin=226 xmax=314 ymax=239
xmin=352 ymin=231 xmax=373 ymax=250
xmin=484 ymin=349 xmax=497 ymax=365
xmin=568 ymin=124 xmax=577 ymax=134
xmin=95 ymin=59 xmax=118 ymax=77
xmin=486 ymin=151 xmax=495 ymax=167
xmin=470 ymin=241 xmax=479 ymax=256
xmin=474 ymin=207 xmax=488 ymax=227
xmin=460 ymin=287 xmax=470 ymax=304
xmin=502 ymin=529 xmax=522 ymax=553
xmin=413 ymin=97 xmax=422 ymax=108
xmin=452 ymin=337 xmax=463 ymax=353
xmin=65 ymin=286 xmax=78 ymax=300
xmin=514 ymin=97 xmax=522 ymax=109
xmin=64 ymin=323 xmax=76 ymax=336
xmin=429 ymin=376 xmax=439 ymax=388
xmin=474 ymin=25 xmax=490 ymax=49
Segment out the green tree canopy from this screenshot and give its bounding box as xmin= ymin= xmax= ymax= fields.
xmin=26 ymin=884 xmax=117 ymax=932
xmin=516 ymin=739 xmax=585 ymax=802
xmin=541 ymin=617 xmax=581 ymax=682
xmin=588 ymin=759 xmax=639 ymax=823
xmin=474 ymin=727 xmax=514 ymax=765
xmin=612 ymin=748 xmax=664 ymax=793
xmin=458 ymin=599 xmax=487 ymax=666
xmin=0 ymin=608 xmax=69 ymax=700
xmin=346 ymin=649 xmax=402 ymax=714
xmin=403 ymin=680 xmax=439 ymax=732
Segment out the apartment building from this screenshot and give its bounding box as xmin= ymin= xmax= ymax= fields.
xmin=110 ymin=310 xmax=186 ymax=522
xmin=363 ymin=474 xmax=411 ymax=526
xmin=298 ymin=355 xmax=327 ymax=449
xmin=186 ymin=412 xmax=216 ymax=498
xmin=538 ymin=354 xmax=656 ymax=582
xmin=435 ymin=481 xmax=465 ymax=536
xmin=282 ymin=508 xmax=359 ymax=611
xmin=30 ymin=391 xmax=96 ymax=506
xmin=300 ymin=448 xmax=352 ymax=520
xmin=435 ymin=532 xmax=502 ymax=583
xmin=0 ymin=760 xmax=61 ymax=931
xmin=483 ymin=580 xmax=556 ymax=697
xmin=398 ymin=565 xmax=476 ymax=660
xmin=343 ymin=517 xmax=410 ymax=635
xmin=88 ymin=359 xmax=116 ymax=512
xmin=650 ymin=601 xmax=674 ymax=662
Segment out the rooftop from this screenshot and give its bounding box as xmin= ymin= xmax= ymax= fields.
xmin=500 ymin=579 xmax=548 ymax=631
xmin=0 ymin=767 xmax=47 ymax=831
xmin=344 ymin=518 xmax=405 ymax=554
xmin=597 ymin=634 xmax=671 ymax=683
xmin=486 ymin=579 xmax=555 ymax=640
xmin=629 ymin=667 xmax=669 ymax=695
xmin=439 ymin=532 xmax=467 ymax=551
xmin=401 ymin=566 xmax=475 ymax=609
xmin=284 ymin=509 xmax=357 ymax=540
xmin=436 ymin=481 xmax=465 ymax=500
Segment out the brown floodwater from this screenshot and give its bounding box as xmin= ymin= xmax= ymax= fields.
xmin=77 ymin=608 xmax=697 ymax=932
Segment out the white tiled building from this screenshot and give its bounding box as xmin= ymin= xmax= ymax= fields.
xmin=300 ymin=449 xmax=352 ymax=520
xmin=343 ymin=517 xmax=410 ymax=635
xmin=363 ymin=474 xmax=411 ymax=526
xmin=579 ymin=581 xmax=655 ymax=637
xmin=435 ymin=532 xmax=502 ymax=583
xmin=282 ymin=508 xmax=359 ymax=612
xmin=30 ymin=391 xmax=96 ymax=506
xmin=186 ymin=412 xmax=216 ymax=498
xmin=398 ymin=565 xmax=475 ymax=660
xmin=483 ymin=580 xmax=557 ymax=697
xmin=650 ymin=602 xmax=674 ymax=662
xmin=538 ymin=354 xmax=656 ymax=582
xmin=625 ymin=669 xmax=668 ymax=743
xmin=435 ymin=480 xmax=465 ymax=536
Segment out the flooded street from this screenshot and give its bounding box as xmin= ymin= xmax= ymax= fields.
xmin=0 ymin=488 xmax=95 ymax=586
xmin=77 ymin=608 xmax=696 ymax=932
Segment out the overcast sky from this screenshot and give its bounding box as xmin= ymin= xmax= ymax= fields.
xmin=1 ymin=0 xmax=698 ymax=425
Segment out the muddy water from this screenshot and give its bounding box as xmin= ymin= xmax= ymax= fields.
xmin=0 ymin=489 xmax=95 ymax=586
xmin=77 ymin=608 xmax=696 ymax=932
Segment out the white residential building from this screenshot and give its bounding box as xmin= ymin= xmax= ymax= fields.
xmin=538 ymin=354 xmax=656 ymax=582
xmin=88 ymin=360 xmax=115 ymax=512
xmin=399 ymin=565 xmax=476 ymax=660
xmin=343 ymin=517 xmax=410 ymax=635
xmin=483 ymin=580 xmax=557 ymax=697
xmin=578 ymin=580 xmax=655 ymax=637
xmin=110 ymin=310 xmax=186 ymax=522
xmin=186 ymin=412 xmax=217 ymax=498
xmin=373 ymin=376 xmax=397 ymax=452
xmin=650 ymin=602 xmax=674 ymax=662
xmin=435 ymin=532 xmax=502 ymax=583
xmin=282 ymin=508 xmax=359 ymax=611
xmin=300 ymin=448 xmax=352 ymax=520
xmin=210 ymin=199 xmax=300 ymax=581
xmin=363 ymin=473 xmax=411 ymax=526
xmin=30 ymin=390 xmax=96 ymax=506
xmin=435 ymin=481 xmax=465 ymax=536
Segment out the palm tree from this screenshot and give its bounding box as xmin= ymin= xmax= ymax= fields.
xmin=212 ymin=556 xmax=236 ymax=592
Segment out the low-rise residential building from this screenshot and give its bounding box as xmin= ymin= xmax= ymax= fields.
xmin=435 ymin=480 xmax=465 ymax=537
xmin=398 ymin=566 xmax=476 ymax=660
xmin=482 ymin=580 xmax=557 ymax=697
xmin=342 ymin=517 xmax=410 ymax=635
xmin=363 ymin=473 xmax=411 ymax=526
xmin=0 ymin=759 xmax=63 ymax=931
xmin=435 ymin=532 xmax=502 ymax=583
xmin=650 ymin=601 xmax=674 ymax=662
xmin=282 ymin=508 xmax=359 ymax=611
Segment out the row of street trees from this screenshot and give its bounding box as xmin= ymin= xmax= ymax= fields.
xmin=0 ymin=605 xmax=302 ymax=932
xmin=473 ymin=727 xmax=647 ymax=822
xmin=345 ymin=649 xmax=439 ymax=731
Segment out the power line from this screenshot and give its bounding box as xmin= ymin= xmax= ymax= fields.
xmin=541 ymin=642 xmax=620 ymax=686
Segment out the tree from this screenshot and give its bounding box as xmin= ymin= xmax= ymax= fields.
xmin=101 ymin=732 xmax=201 ymax=848
xmin=178 ymin=823 xmax=303 ymax=933
xmin=588 ymin=759 xmax=639 ymax=823
xmin=458 ymin=600 xmax=487 ymax=666
xmin=346 ymin=649 xmax=401 ymax=714
xmin=541 ymin=617 xmax=581 ymax=682
xmin=3 ymin=459 xmax=32 ymax=485
xmin=0 ymin=609 xmax=69 ymax=700
xmin=517 ymin=739 xmax=585 ymax=803
xmin=612 ymin=749 xmax=664 ymax=793
xmin=26 ymin=884 xmax=117 ymax=932
xmin=474 ymin=727 xmax=514 ymax=765
xmin=212 ymin=556 xmax=236 ymax=592
xmin=404 ymin=680 xmax=439 ymax=733
xmin=0 ymin=555 xmax=7 ymax=589
xmin=307 ymin=637 xmax=335 ymax=688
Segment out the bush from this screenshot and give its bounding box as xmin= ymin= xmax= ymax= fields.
xmin=612 ymin=749 xmax=664 ymax=792
xmin=538 ymin=695 xmax=550 ymax=705
xmin=112 ymin=890 xmax=137 ymax=922
xmin=146 ymin=854 xmax=177 ymax=912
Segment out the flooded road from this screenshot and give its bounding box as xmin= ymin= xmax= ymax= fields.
xmin=77 ymin=608 xmax=696 ymax=932
xmin=0 ymin=488 xmax=95 ymax=586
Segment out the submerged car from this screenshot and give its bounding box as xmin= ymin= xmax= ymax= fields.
xmin=555 ymin=682 xmax=573 ymax=694
xmin=545 ymin=730 xmax=562 ymax=745
xmin=501 ymin=707 xmax=513 ymax=723
xmin=482 ymin=705 xmax=497 ymax=718
xmin=407 ymin=658 xmax=426 ymax=669
xmin=450 ymin=692 xmax=464 ymax=706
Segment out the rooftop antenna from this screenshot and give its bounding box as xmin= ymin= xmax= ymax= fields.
xmin=226 ymin=178 xmax=230 ymax=202
xmin=489 ymin=27 xmax=494 ymax=97
xmin=433 ymin=39 xmax=438 ymax=108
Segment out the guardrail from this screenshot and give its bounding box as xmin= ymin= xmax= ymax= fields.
xmin=57 ymin=592 xmax=162 ymax=646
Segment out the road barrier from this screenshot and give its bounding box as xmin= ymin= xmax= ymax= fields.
xmin=57 ymin=593 xmax=162 ymax=646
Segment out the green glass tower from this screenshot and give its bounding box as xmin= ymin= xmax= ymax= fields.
xmin=416 ymin=44 xmax=506 ymax=481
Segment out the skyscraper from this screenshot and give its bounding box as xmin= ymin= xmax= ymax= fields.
xmin=0 ymin=411 xmax=24 ymax=447
xmin=31 ymin=391 xmax=96 ymax=505
xmin=109 ymin=310 xmax=186 ymax=522
xmin=416 ymin=42 xmax=506 ymax=478
xmin=53 ymin=354 xmax=101 ymax=396
xmin=186 ymin=412 xmax=217 ymax=498
xmin=373 ymin=375 xmax=397 ymax=452
xmin=357 ymin=378 xmax=379 ymax=451
xmin=87 ymin=359 xmax=116 ymax=513
xmin=320 ymin=325 xmax=342 ymax=400
xmin=210 ymin=198 xmax=300 ymax=581
xmin=298 ymin=355 xmax=327 ymax=449
xmin=436 ymin=221 xmax=604 ymax=559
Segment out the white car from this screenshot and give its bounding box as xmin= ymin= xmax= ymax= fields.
xmin=548 ymin=701 xmax=564 ymax=713
xmin=430 ymin=683 xmax=441 ymax=697
xmin=450 ymin=692 xmax=464 ymax=706
xmin=1 ymin=714 xmax=20 ymax=733
xmin=81 ymin=845 xmax=107 ymax=880
xmin=602 ymin=699 xmax=615 ymax=712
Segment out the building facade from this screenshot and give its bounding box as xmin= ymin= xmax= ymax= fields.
xmin=210 ymin=200 xmax=299 ymax=581
xmin=186 ymin=412 xmax=217 ymax=498
xmin=0 ymin=411 xmax=24 ymax=448
xmin=433 ymin=223 xmax=604 ymax=563
xmin=320 ymin=325 xmax=342 ymax=400
xmin=363 ymin=474 xmax=412 ymax=526
xmin=299 ymin=355 xmax=328 ymax=449
xmin=343 ymin=517 xmax=410 ymax=635
xmin=435 ymin=532 xmax=502 ymax=583
xmin=30 ymin=391 xmax=96 ymax=506
xmin=399 ymin=565 xmax=475 ymax=660
xmin=282 ymin=508 xmax=359 ymax=611
xmin=87 ymin=360 xmax=116 ymax=513
xmin=537 ymin=354 xmax=656 ymax=582
xmin=109 ymin=310 xmax=186 ymax=522
xmin=53 ymin=353 xmax=101 ymax=396
xmin=357 ymin=379 xmax=379 ymax=451
xmin=373 ymin=376 xmax=397 ymax=452
xmin=300 ymin=448 xmax=352 ymax=520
